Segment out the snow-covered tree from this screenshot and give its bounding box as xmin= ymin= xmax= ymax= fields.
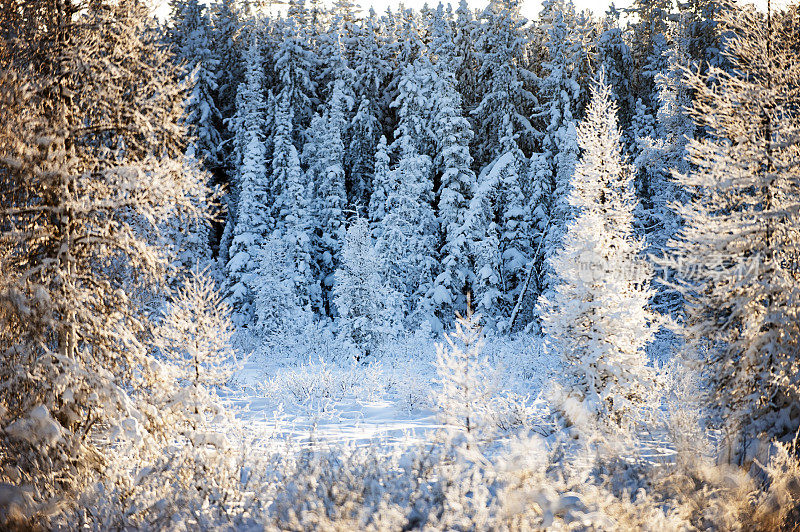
xmin=525 ymin=152 xmax=553 ymax=306
xmin=535 ymin=0 xmax=593 ymax=294
xmin=636 ymin=17 xmax=694 ymax=317
xmin=351 ymin=8 xmax=392 ymax=115
xmin=161 ymin=1 xmax=222 ymax=275
xmin=271 ymin=92 xmax=320 ymax=314
xmin=225 ymin=34 xmax=269 ymax=323
xmin=0 ymin=0 xmax=210 ymax=506
xmin=209 ymin=0 xmax=243 ymax=124
xmin=472 ymin=0 xmax=534 ymax=168
xmin=429 ymin=3 xmax=455 ymax=70
xmin=452 ymin=0 xmax=480 ymax=117
xmin=346 ymin=97 xmax=381 ymax=212
xmin=431 ymin=69 xmax=478 ymax=324
xmin=465 ymin=151 xmax=530 ymax=328
xmin=663 ymin=5 xmax=800 ymax=460
xmin=683 ymin=0 xmax=735 ymax=73
xmin=376 ymin=133 xmax=438 ymax=327
xmin=368 ymin=135 xmax=392 ymax=230
xmin=253 ymin=235 xmax=313 ymax=339
xmin=435 ymin=308 xmax=496 ymax=440
xmin=153 ymin=270 xmax=237 ymax=437
xmin=334 ymin=218 xmax=402 ymax=359
xmin=167 ymin=0 xmax=223 ymax=169
xmin=390 ymin=59 xmax=437 ymax=157
xmin=465 ymin=167 xmax=504 ymax=326
xmin=273 ymin=17 xmax=317 ymax=144
xmin=594 ymin=7 xmax=634 ymax=132
xmin=129 ymin=269 xmax=242 ymax=525
xmin=304 ymin=80 xmax=350 ymax=315
xmin=628 ymin=0 xmax=671 ymax=111
xmin=540 ymin=76 xmax=658 ymax=430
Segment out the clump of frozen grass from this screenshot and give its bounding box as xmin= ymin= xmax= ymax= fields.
xmin=258 ymin=357 xmax=386 ymax=414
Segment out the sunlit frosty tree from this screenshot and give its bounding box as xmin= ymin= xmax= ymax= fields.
xmin=540 ymin=75 xmax=658 ymax=430
xmin=664 ymin=5 xmax=800 ymax=461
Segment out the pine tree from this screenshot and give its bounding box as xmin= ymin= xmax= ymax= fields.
xmin=465 ymin=165 xmax=504 ymax=326
xmin=351 ymin=8 xmax=392 ymax=118
xmin=594 ymin=7 xmax=634 ymax=132
xmin=225 ymin=35 xmax=269 ymax=324
xmin=271 ymin=92 xmax=320 ymax=315
xmin=376 ymin=133 xmax=438 ymax=327
xmin=683 ymin=0 xmax=736 ymax=74
xmin=628 ymin=0 xmax=671 ymax=112
xmin=465 ymin=150 xmax=530 ymax=327
xmin=540 ymin=76 xmax=658 ymax=430
xmin=209 ymin=0 xmax=244 ymax=123
xmin=0 ymin=0 xmax=210 ymax=506
xmin=429 ymin=3 xmax=455 ymax=71
xmin=368 ymin=134 xmax=392 ymax=232
xmin=390 ymin=59 xmax=437 ymax=157
xmin=452 ymin=0 xmax=480 ymax=117
xmin=663 ymin=5 xmax=800 ymax=460
xmin=435 ymin=308 xmax=496 ymax=440
xmin=334 ymin=218 xmax=402 ymax=360
xmin=431 ymin=68 xmax=477 ymax=323
xmin=525 ymin=152 xmax=553 ymax=306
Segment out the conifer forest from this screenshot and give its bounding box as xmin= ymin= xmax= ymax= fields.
xmin=1 ymin=0 xmax=800 ymax=529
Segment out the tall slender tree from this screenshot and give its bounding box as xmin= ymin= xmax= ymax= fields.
xmin=225 ymin=35 xmax=269 ymax=323
xmin=540 ymin=76 xmax=658 ymax=430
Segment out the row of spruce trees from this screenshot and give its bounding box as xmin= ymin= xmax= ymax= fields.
xmin=166 ymin=0 xmax=727 ymax=334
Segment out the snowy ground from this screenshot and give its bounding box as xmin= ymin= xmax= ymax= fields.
xmin=226 ymin=329 xmax=560 ymax=450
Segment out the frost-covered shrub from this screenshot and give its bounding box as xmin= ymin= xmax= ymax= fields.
xmin=435 ymin=310 xmax=497 ymax=440
xmin=259 ymin=358 xmax=386 ymax=413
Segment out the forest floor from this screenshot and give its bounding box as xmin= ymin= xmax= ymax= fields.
xmin=227 ymin=329 xmax=556 ymax=449
xmin=224 ymin=328 xmax=680 ymax=463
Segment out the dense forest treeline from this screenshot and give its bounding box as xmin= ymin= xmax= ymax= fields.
xmin=166 ymin=0 xmax=733 ymax=333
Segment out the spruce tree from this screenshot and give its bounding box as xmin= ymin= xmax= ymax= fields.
xmin=368 ymin=134 xmax=392 ymax=233
xmin=271 ymin=92 xmax=320 ymax=315
xmin=535 ymin=0 xmax=592 ymax=296
xmin=225 ymin=35 xmax=270 ymax=323
xmin=540 ymin=76 xmax=658 ymax=430
xmin=304 ymin=80 xmax=349 ymax=316
xmin=376 ymin=133 xmax=438 ymax=328
xmin=431 ymin=68 xmax=478 ymax=323
xmin=334 ymin=218 xmax=402 ymax=359
xmin=167 ymin=0 xmax=223 ymax=170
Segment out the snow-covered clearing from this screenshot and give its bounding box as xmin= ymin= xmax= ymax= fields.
xmin=229 ymin=330 xmax=558 ymax=449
